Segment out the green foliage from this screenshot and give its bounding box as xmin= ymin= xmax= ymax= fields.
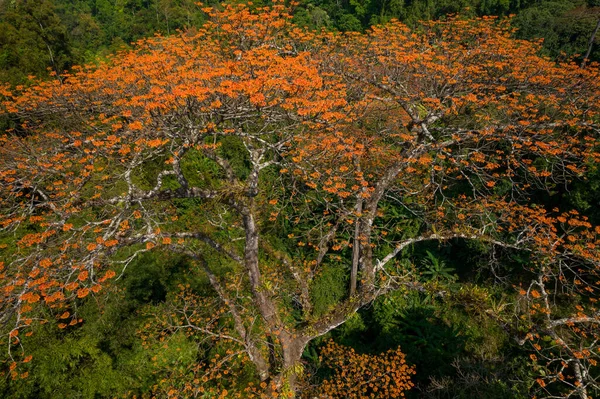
xmin=326 ymin=268 xmax=537 ymax=398
xmin=425 ymin=355 xmax=535 ymax=398
xmin=370 ymin=291 xmax=466 ymax=378
xmin=217 ymin=135 xmax=251 ymax=180
xmin=0 ymin=251 xmax=203 ymax=399
xmin=2 ymin=331 xmax=129 ymax=398
xmin=0 ymin=0 xmax=598 ymax=87
xmin=0 ymin=0 xmax=72 ymax=84
xmin=0 ymin=294 xmax=144 ymax=398
xmin=0 ymin=0 xmax=209 ymax=85
xmin=421 ymin=250 xmax=457 ymax=282
xmin=512 ymin=1 xmax=600 ymax=63
xmin=310 ymin=263 xmax=349 ymax=317
xmin=568 ymin=164 xmax=600 ymax=224
xmin=336 ymin=13 xmax=364 ymax=31
xmin=292 ymin=5 xmax=333 ymax=29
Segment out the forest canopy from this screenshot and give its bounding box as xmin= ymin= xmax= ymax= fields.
xmin=0 ymin=2 xmax=600 ymax=399
xmin=0 ymin=0 xmax=599 ymax=85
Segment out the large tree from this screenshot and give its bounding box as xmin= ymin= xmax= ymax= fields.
xmin=1 ymin=4 xmax=600 ymax=397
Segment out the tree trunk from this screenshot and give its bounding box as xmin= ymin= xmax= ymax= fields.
xmin=350 ymin=198 xmax=363 ymax=295
xmin=270 ymin=333 xmax=310 ymax=397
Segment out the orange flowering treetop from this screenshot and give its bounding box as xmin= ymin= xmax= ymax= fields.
xmin=0 ymin=3 xmax=600 ymax=397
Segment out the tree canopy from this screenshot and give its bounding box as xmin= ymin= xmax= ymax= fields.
xmin=0 ymin=0 xmax=599 ymax=86
xmin=1 ymin=3 xmax=600 ymax=398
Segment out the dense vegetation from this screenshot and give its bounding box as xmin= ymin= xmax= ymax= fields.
xmin=0 ymin=1 xmax=599 ymax=399
xmin=0 ymin=0 xmax=599 ymax=85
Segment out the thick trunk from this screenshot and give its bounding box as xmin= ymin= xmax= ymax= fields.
xmin=269 ymin=333 xmax=309 ymax=397
xmin=248 ymin=345 xmax=271 ymax=382
xmin=242 ymin=211 xmax=281 ymax=327
xmin=358 ymin=218 xmax=375 ymax=290
xmin=241 ymin=206 xmax=306 ymax=392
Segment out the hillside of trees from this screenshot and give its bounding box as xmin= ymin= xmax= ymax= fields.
xmin=0 ymin=1 xmax=600 ymax=399
xmin=0 ymin=0 xmax=599 ymax=85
